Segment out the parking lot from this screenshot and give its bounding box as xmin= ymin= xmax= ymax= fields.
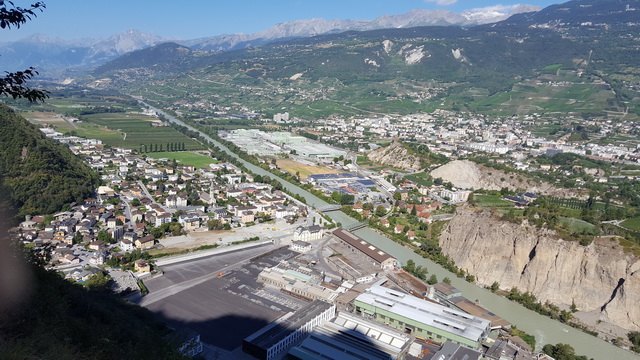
xmin=142 ymin=245 xmax=306 ymax=352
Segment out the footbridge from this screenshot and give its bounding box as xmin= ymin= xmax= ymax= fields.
xmin=318 ymin=204 xmax=342 ymax=213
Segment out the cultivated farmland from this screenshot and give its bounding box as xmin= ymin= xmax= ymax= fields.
xmin=79 ymin=113 xmax=203 ymax=151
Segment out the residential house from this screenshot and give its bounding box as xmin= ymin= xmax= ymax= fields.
xmin=417 ymin=212 xmax=432 ymax=224
xmin=135 ymin=235 xmax=155 ymax=250
xmin=240 ymin=211 xmax=255 ymax=224
xmin=155 ymin=213 xmax=173 ymax=227
xmin=134 ymin=259 xmax=151 ymax=273
xmin=88 ymin=241 xmax=104 ymax=251
xmin=120 ymin=239 xmax=135 ymax=252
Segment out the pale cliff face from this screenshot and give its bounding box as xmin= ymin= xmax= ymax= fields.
xmin=439 ymin=208 xmax=640 ymax=332
xmin=366 ymin=142 xmax=422 ymax=170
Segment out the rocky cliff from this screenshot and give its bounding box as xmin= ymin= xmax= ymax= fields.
xmin=439 ymin=208 xmax=640 ymax=333
xmin=430 ymin=160 xmax=584 ymax=198
xmin=366 ymin=142 xmax=422 ymax=170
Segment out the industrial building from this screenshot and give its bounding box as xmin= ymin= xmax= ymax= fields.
xmin=327 ymin=242 xmax=380 ymax=283
xmin=288 ymin=312 xmax=412 ymax=360
xmin=426 ymin=283 xmax=511 ymax=330
xmin=354 ymin=280 xmax=491 ymax=349
xmin=242 ymin=300 xmax=336 ymax=360
xmin=332 ymin=229 xmax=397 ymax=270
xmin=431 ymin=340 xmax=483 ymax=360
xmin=306 ymin=173 xmax=379 ymax=198
xmin=221 ymin=129 xmax=346 ymax=158
xmin=257 ymin=261 xmax=339 ymax=302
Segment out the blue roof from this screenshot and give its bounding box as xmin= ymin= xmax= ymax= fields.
xmin=504 ymin=196 xmax=528 ymax=205
xmin=357 ymin=179 xmax=376 ymax=187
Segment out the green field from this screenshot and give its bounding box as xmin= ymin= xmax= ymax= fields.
xmin=79 ymin=113 xmax=203 ymax=151
xmin=356 ymin=156 xmax=373 ymax=166
xmin=559 ymin=217 xmax=596 ymax=232
xmin=145 ymin=151 xmax=217 ymax=168
xmin=405 ymin=173 xmax=434 ymax=187
xmin=621 ymin=218 xmax=640 ymax=232
xmin=469 ymin=71 xmax=624 ymax=116
xmin=475 ymin=194 xmax=514 ymax=208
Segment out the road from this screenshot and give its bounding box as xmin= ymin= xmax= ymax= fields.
xmin=138 ymin=99 xmax=640 ymax=360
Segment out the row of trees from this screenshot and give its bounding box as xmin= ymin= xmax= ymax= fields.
xmin=402 ymin=259 xmax=446 ymax=285
xmin=506 ymin=288 xmax=584 ymax=327
xmin=139 ymin=142 xmax=186 ymax=153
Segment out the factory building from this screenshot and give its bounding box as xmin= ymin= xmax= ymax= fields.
xmin=354 ymin=280 xmax=491 ymax=349
xmin=242 ymin=300 xmax=335 ymax=360
xmin=332 ymin=228 xmax=397 ymax=270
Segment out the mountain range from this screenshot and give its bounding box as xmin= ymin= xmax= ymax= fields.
xmin=89 ymin=0 xmax=640 ymax=119
xmin=0 ymin=5 xmax=539 ymax=72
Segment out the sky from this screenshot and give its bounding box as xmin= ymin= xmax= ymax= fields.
xmin=3 ymin=0 xmax=565 ymax=42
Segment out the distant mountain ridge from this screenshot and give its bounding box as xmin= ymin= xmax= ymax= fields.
xmin=0 ymin=5 xmax=539 ymax=72
xmin=0 ymin=29 xmax=166 ymax=72
xmin=91 ymin=0 xmax=640 ymax=120
xmin=95 ymin=0 xmax=640 ymax=80
xmin=180 ymin=5 xmax=540 ymax=51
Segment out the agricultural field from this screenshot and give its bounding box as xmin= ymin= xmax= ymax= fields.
xmin=145 ymin=151 xmax=217 ymax=168
xmin=621 ymin=218 xmax=640 ymax=232
xmin=469 ymin=71 xmax=626 ymax=117
xmin=559 ymin=217 xmax=596 ymax=233
xmin=78 ymin=113 xmax=203 ymax=151
xmin=276 ymin=159 xmax=340 ymax=179
xmin=474 ymin=194 xmax=515 ymax=209
xmin=404 ymin=172 xmax=433 ymax=187
xmin=24 ymin=112 xmax=77 ymax=133
xmin=356 ymin=156 xmax=373 ymax=166
xmin=13 ymin=95 xmax=204 ymax=151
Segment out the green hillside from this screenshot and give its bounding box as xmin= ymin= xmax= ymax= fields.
xmin=0 ymin=103 xmax=99 ymax=218
xmin=92 ymin=0 xmax=640 ymax=120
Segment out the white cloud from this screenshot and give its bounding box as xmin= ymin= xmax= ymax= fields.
xmin=424 ymin=0 xmax=458 ymax=6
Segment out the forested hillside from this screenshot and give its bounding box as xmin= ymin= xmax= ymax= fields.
xmin=0 ymin=103 xmax=98 ymax=218
xmin=0 ymin=102 xmax=189 ymax=359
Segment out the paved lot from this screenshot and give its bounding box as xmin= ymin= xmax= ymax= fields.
xmin=142 ymin=245 xmax=305 ymax=351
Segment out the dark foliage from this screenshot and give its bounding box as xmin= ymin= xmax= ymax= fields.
xmin=0 ymin=103 xmax=99 ymax=218
xmin=541 ymin=343 xmax=593 ymax=360
xmin=0 ymin=258 xmax=187 ymax=359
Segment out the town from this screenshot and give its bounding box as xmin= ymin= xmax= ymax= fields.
xmin=12 ymin=123 xmax=569 ymax=360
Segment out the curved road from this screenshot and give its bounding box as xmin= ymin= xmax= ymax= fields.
xmin=140 ymin=100 xmax=639 ymax=360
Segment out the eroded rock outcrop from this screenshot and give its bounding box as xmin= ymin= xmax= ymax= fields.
xmin=366 ymin=142 xmax=422 ymax=170
xmin=439 ymin=208 xmax=640 ymax=332
xmin=430 ymin=160 xmax=585 ymax=198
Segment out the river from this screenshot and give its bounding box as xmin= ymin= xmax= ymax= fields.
xmin=142 ymin=101 xmax=639 ymax=360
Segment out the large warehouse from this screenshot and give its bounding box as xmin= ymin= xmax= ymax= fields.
xmin=332 ymin=228 xmax=397 ymax=270
xmin=354 ymin=280 xmax=491 ymax=349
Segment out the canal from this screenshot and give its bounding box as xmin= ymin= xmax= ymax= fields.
xmin=143 ymin=101 xmax=639 ymax=360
